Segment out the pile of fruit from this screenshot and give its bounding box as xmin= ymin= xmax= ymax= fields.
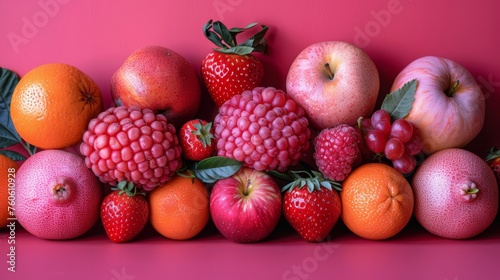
xmin=1 ymin=20 xmax=498 ymax=243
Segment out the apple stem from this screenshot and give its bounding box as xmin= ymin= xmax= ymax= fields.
xmin=446 ymin=80 xmax=460 ymax=97
xmin=243 ymin=179 xmax=251 ymax=196
xmin=324 ymin=63 xmax=334 ymax=80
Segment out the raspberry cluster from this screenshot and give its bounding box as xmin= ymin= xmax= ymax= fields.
xmin=313 ymin=124 xmax=361 ymax=181
xmin=80 ymin=106 xmax=182 ymax=191
xmin=214 ymin=87 xmax=311 ymax=172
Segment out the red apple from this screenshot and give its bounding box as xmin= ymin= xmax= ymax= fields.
xmin=209 ymin=167 xmax=282 ymax=243
xmin=111 ymin=45 xmax=201 ymax=127
xmin=286 ymin=41 xmax=380 ymax=130
xmin=390 ymin=56 xmax=485 ymax=155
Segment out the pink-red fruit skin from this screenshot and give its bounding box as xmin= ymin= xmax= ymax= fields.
xmin=15 ymin=150 xmax=103 ymax=240
xmin=111 ymin=45 xmax=201 ymax=128
xmin=412 ymin=148 xmax=498 ymax=239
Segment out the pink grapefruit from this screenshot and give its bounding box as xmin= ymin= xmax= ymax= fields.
xmin=412 ymin=148 xmax=498 ymax=239
xmin=16 ymin=150 xmax=103 ymax=239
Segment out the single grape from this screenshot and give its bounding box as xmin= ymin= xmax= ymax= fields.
xmin=360 ymin=117 xmax=372 ymax=130
xmin=389 ymin=118 xmax=413 ymax=143
xmin=392 ymin=153 xmax=416 ymax=174
xmin=385 ymin=138 xmax=405 ymax=160
xmin=365 ymin=129 xmax=387 ymax=154
xmin=404 ymin=135 xmax=423 ymax=155
xmin=371 ymin=110 xmax=391 ymax=136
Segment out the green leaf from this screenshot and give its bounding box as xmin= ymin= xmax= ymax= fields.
xmin=0 ymin=123 xmax=19 ymax=148
xmin=267 ymin=170 xmax=293 ymax=181
xmin=221 ymin=46 xmax=256 ymax=55
xmin=213 ymin=21 xmax=235 ymax=47
xmin=381 ymin=79 xmax=417 ymax=120
xmin=204 ymin=20 xmax=268 ymax=55
xmin=0 ymin=68 xmax=22 ymax=149
xmin=0 ymin=149 xmax=26 ymax=161
xmin=228 ymin=22 xmax=258 ymax=34
xmin=241 ymin=25 xmax=268 ymax=48
xmin=485 ymin=147 xmax=500 ymax=162
xmin=193 ymin=156 xmax=244 ymax=183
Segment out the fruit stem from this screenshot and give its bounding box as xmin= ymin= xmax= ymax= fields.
xmin=460 ymin=181 xmax=479 ymax=201
xmin=243 ymin=179 xmax=251 ymax=196
xmin=51 ymin=180 xmax=73 ymax=203
xmin=446 ymin=80 xmax=460 ymax=97
xmin=324 ymin=63 xmax=334 ymax=80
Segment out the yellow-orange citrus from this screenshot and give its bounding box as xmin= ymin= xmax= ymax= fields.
xmin=10 ymin=63 xmax=103 ymax=149
xmin=148 ymin=175 xmax=210 ymax=240
xmin=340 ymin=163 xmax=414 ymax=240
xmin=0 ymin=154 xmax=19 ymax=228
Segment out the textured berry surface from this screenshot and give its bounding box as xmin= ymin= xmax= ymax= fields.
xmin=314 ymin=124 xmax=361 ymax=181
xmin=214 ymin=87 xmax=310 ymax=172
xmin=80 ymin=106 xmax=182 ymax=191
xmin=202 ymin=52 xmax=264 ymax=107
xmin=101 ymin=188 xmax=149 ymax=243
xmin=283 ymin=186 xmax=341 ymax=242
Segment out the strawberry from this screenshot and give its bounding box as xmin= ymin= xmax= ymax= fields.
xmin=101 ymin=181 xmax=149 ymax=243
xmin=201 ymin=19 xmax=268 ymax=107
xmin=179 ymin=119 xmax=215 ymax=161
xmin=281 ymin=170 xmax=342 ymax=242
xmin=485 ymin=147 xmax=500 ymax=184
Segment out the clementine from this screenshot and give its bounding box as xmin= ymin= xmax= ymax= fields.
xmin=0 ymin=154 xmax=19 ymax=228
xmin=148 ymin=175 xmax=210 ymax=240
xmin=340 ymin=163 xmax=414 ymax=240
xmin=10 ymin=63 xmax=103 ymax=149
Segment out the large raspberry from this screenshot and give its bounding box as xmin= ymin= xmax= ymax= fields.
xmin=314 ymin=124 xmax=361 ymax=181
xmin=214 ymin=87 xmax=310 ymax=172
xmin=80 ymin=106 xmax=182 ymax=191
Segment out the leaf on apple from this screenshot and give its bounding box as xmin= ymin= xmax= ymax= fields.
xmin=193 ymin=156 xmax=244 ymax=183
xmin=381 ymin=79 xmax=417 ymax=120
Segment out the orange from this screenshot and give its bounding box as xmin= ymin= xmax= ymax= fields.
xmin=0 ymin=154 xmax=19 ymax=228
xmin=148 ymin=175 xmax=210 ymax=240
xmin=340 ymin=163 xmax=414 ymax=240
xmin=10 ymin=63 xmax=103 ymax=150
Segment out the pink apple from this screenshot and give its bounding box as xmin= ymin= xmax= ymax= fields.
xmin=111 ymin=45 xmax=201 ymax=127
xmin=286 ymin=41 xmax=380 ymax=130
xmin=390 ymin=56 xmax=485 ymax=155
xmin=209 ymin=167 xmax=282 ymax=243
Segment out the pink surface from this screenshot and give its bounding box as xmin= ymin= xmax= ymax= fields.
xmin=1 ymin=0 xmax=500 ymax=279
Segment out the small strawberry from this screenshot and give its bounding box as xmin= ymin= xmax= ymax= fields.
xmin=281 ymin=170 xmax=342 ymax=242
xmin=485 ymin=147 xmax=500 ymax=184
xmin=179 ymin=119 xmax=215 ymax=161
xmin=201 ymin=19 xmax=268 ymax=107
xmin=101 ymin=181 xmax=149 ymax=243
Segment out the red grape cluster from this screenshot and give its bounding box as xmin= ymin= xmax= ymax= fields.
xmin=361 ymin=109 xmax=422 ymax=174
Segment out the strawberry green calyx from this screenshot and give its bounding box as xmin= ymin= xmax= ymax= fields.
xmin=192 ymin=120 xmax=214 ymax=148
xmin=203 ymin=19 xmax=268 ymax=55
xmin=113 ymin=181 xmax=145 ymax=197
xmin=485 ymin=146 xmax=500 ymax=162
xmin=277 ymin=170 xmax=342 ymax=193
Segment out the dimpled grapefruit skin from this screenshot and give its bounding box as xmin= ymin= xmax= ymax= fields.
xmin=412 ymin=148 xmax=498 ymax=239
xmin=15 ymin=150 xmax=103 ymax=240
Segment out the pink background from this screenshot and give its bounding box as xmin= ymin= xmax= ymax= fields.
xmin=1 ymin=0 xmax=499 ymax=279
